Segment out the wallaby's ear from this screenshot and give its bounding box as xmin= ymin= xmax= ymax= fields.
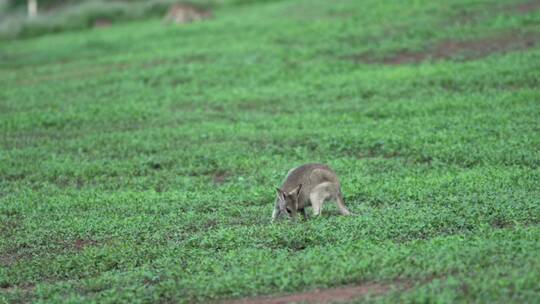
xmin=276 ymin=188 xmax=287 ymax=211
xmin=276 ymin=188 xmax=286 ymax=200
xmin=289 ymin=184 xmax=302 ymax=196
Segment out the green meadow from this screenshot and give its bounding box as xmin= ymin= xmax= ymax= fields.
xmin=1 ymin=0 xmax=540 ymax=303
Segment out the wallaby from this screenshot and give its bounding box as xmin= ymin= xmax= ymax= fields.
xmin=272 ymin=163 xmax=351 ymax=221
xmin=163 ymin=4 xmax=212 ymax=24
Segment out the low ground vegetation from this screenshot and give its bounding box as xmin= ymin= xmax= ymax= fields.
xmin=1 ymin=0 xmax=540 ymax=303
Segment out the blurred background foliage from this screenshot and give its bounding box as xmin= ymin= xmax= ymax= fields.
xmin=0 ymin=0 xmax=277 ymax=39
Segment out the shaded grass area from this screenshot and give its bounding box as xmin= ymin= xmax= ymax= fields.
xmin=1 ymin=0 xmax=540 ymax=302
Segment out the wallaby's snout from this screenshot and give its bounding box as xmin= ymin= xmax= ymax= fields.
xmin=272 ymin=163 xmax=351 ymax=221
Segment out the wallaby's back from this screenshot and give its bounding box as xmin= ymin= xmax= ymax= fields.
xmin=281 ymin=163 xmax=340 ymax=193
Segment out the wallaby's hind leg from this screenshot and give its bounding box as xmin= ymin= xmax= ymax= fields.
xmin=335 ymin=191 xmax=351 ymax=215
xmin=310 ymin=191 xmax=325 ymax=216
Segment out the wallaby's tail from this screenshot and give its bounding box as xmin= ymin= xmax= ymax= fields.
xmin=336 ymin=191 xmax=352 ymax=216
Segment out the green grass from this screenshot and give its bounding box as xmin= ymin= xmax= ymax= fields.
xmin=1 ymin=0 xmax=540 ymax=303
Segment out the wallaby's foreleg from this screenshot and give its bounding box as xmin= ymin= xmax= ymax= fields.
xmin=335 ymin=191 xmax=351 ymax=216
xmin=299 ymin=208 xmax=308 ymax=220
xmin=271 ymin=201 xmax=281 ymax=222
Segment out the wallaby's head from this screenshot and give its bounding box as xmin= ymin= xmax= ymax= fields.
xmin=276 ymin=184 xmax=302 ymax=218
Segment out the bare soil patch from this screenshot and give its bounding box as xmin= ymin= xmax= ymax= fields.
xmin=73 ymin=239 xmax=98 ymax=251
xmin=223 ymin=280 xmax=413 ymax=304
xmin=212 ymin=170 xmax=231 ymax=185
xmin=1 ymin=238 xmax=100 ymax=267
xmin=0 ymin=284 xmax=35 ymax=293
xmin=0 ymin=284 xmax=36 ymax=304
xmin=0 ymin=251 xmax=18 ymax=267
xmin=94 ymin=19 xmax=112 ymax=28
xmin=354 ymin=32 xmax=540 ymax=65
xmin=514 ymin=0 xmax=540 ymax=14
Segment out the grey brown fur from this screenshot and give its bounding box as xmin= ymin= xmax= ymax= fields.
xmin=272 ymin=163 xmax=351 ymax=221
xmin=163 ymin=4 xmax=212 ymax=24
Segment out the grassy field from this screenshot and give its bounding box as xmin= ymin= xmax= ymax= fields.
xmin=1 ymin=0 xmax=540 ymax=303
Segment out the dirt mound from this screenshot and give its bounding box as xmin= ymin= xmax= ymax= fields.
xmin=355 ymin=32 xmax=540 ymax=65
xmin=223 ymin=280 xmax=412 ymax=304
